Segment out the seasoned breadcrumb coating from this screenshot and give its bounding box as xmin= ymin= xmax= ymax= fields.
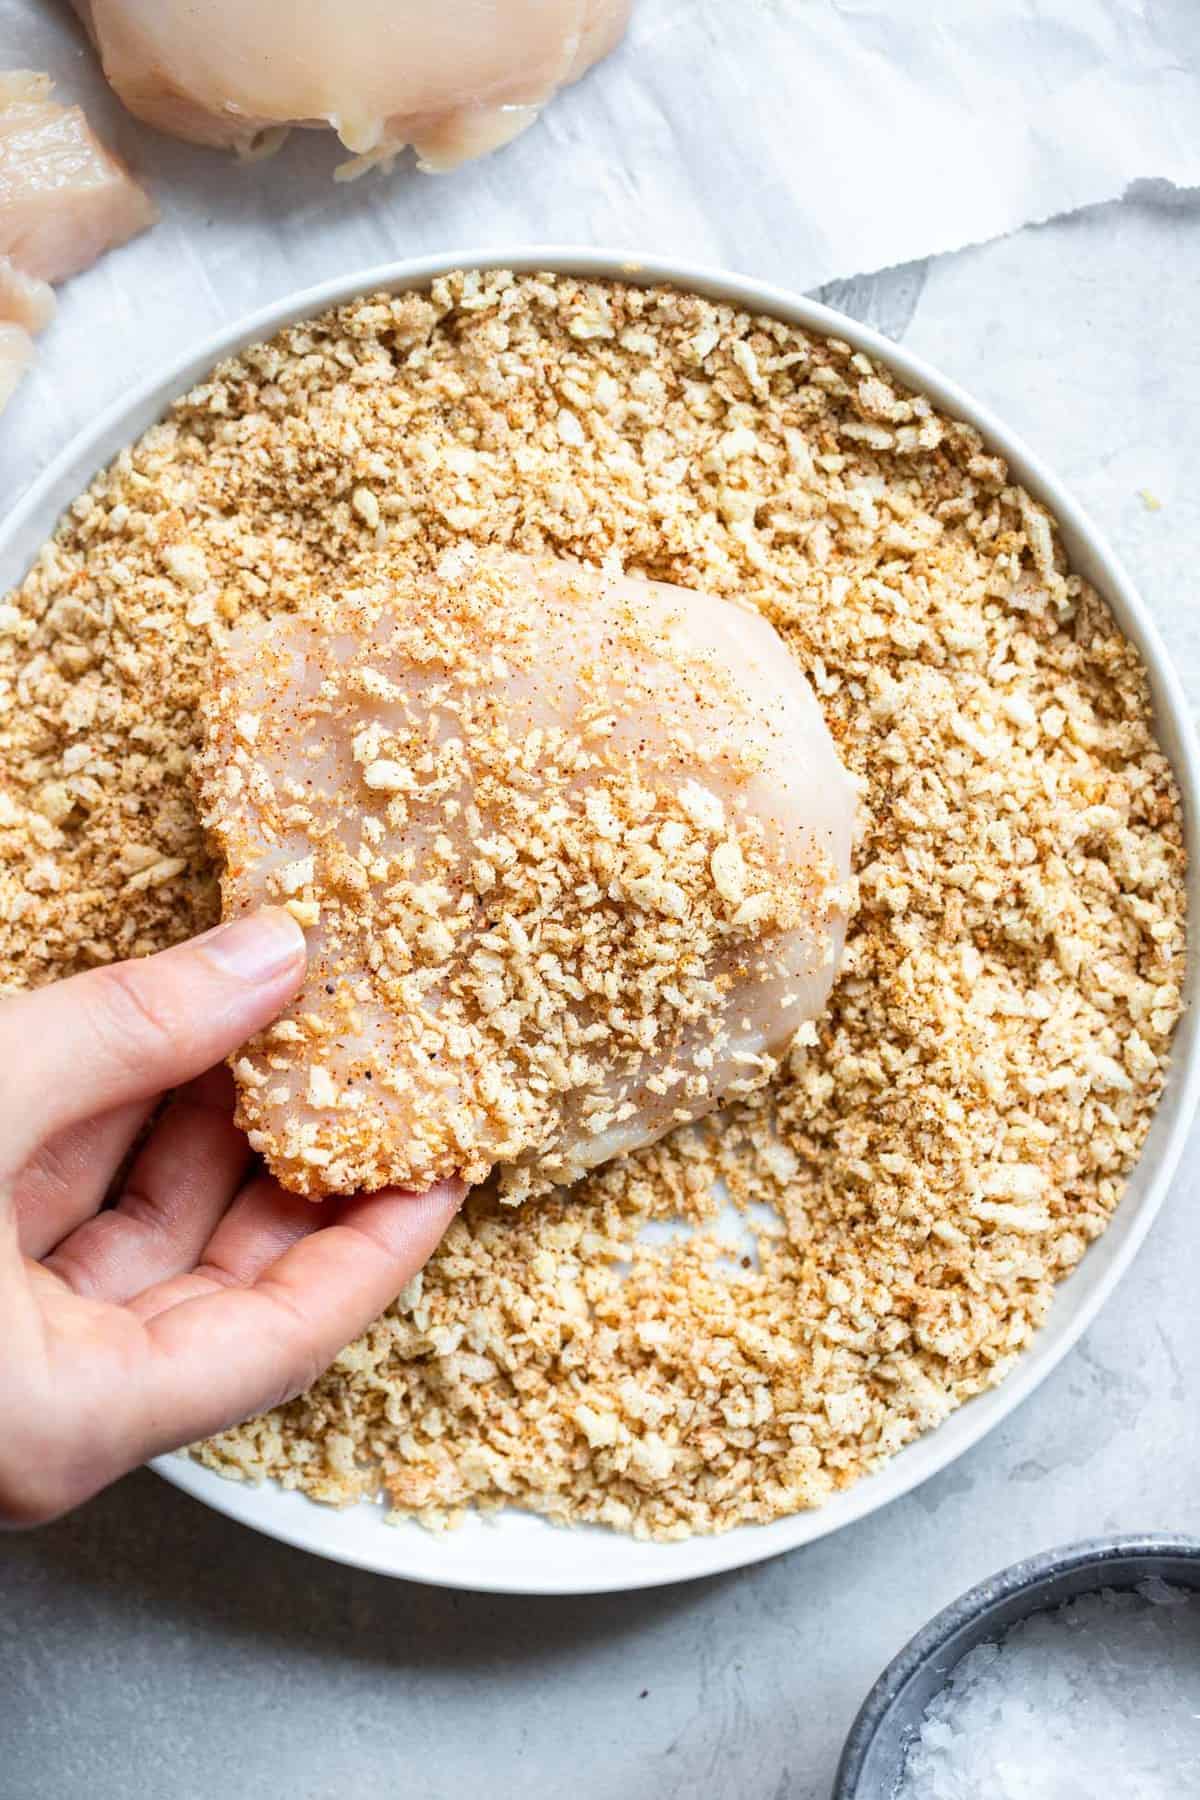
xmin=196 ymin=553 xmax=853 ymax=1200
xmin=0 ymin=270 xmax=1185 ymax=1538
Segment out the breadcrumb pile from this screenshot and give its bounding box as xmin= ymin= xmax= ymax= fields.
xmin=196 ymin=554 xmax=848 ymax=1200
xmin=0 ymin=271 xmax=1186 ymax=1538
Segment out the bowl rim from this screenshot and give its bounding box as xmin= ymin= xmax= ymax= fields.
xmin=833 ymin=1532 xmax=1200 ymax=1796
xmin=3 ymin=243 xmax=1197 ymax=1596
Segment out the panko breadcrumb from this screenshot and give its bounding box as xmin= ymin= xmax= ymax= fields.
xmin=0 ymin=270 xmax=1186 ymax=1539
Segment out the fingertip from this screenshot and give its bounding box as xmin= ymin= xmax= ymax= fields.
xmin=364 ymin=1175 xmax=468 ymax=1217
xmin=334 ymin=1176 xmax=467 ymax=1260
xmin=196 ymin=906 xmax=308 ymax=990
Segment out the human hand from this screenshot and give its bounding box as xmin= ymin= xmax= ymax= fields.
xmin=0 ymin=907 xmax=464 ymax=1526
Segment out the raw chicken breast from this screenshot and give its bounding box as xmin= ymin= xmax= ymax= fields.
xmin=74 ymin=0 xmax=631 ymax=172
xmin=0 ymin=256 xmax=49 ymax=416
xmin=0 ymin=72 xmax=156 ymax=283
xmin=0 ymin=254 xmax=54 ymax=334
xmin=197 ymin=554 xmax=855 ymax=1201
xmin=0 ymin=321 xmax=33 ymax=411
xmin=0 ymin=72 xmax=155 ymax=413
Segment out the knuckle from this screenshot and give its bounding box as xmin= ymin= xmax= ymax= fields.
xmin=84 ymin=961 xmax=180 ymax=1077
xmin=20 ymin=1138 xmax=74 ymax=1210
xmin=191 ymin=1260 xmax=247 ymax=1293
xmin=0 ymin=1449 xmax=79 ymax=1529
xmin=40 ymin=1243 xmax=103 ymax=1301
xmin=116 ymin=1182 xmax=170 ymax=1238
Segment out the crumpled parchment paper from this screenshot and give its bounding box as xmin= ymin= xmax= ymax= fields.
xmin=1 ymin=0 xmax=1198 ymax=500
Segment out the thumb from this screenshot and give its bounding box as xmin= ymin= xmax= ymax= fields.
xmin=0 ymin=908 xmax=306 ymax=1179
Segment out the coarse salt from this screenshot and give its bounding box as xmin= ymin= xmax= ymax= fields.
xmin=896 ymin=1582 xmax=1200 ymax=1799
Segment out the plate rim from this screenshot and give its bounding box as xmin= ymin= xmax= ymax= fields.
xmin=4 ymin=243 xmax=1197 ymax=1595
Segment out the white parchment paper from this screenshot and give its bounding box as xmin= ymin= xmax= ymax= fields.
xmin=1 ymin=0 xmax=1199 ymax=501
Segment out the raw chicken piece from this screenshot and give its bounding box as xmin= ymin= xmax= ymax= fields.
xmin=0 ymin=72 xmax=155 ymax=414
xmin=0 ymin=321 xmax=33 ymax=411
xmin=0 ymin=256 xmax=51 ymax=417
xmin=0 ymin=71 xmax=157 ymax=284
xmin=0 ymin=254 xmax=55 ymax=334
xmin=196 ymin=553 xmax=856 ymax=1201
xmin=73 ymin=0 xmax=631 ymax=173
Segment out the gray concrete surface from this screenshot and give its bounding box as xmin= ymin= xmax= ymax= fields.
xmin=3 ymin=183 xmax=1200 ymax=1800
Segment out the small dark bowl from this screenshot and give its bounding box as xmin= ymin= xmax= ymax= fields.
xmin=833 ymin=1533 xmax=1200 ymax=1798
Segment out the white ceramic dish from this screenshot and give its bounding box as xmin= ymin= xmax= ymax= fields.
xmin=2 ymin=248 xmax=1196 ymax=1596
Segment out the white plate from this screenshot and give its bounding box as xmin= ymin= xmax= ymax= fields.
xmin=3 ymin=248 xmax=1197 ymax=1595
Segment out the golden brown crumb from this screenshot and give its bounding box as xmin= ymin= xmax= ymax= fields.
xmin=0 ymin=270 xmax=1186 ymax=1538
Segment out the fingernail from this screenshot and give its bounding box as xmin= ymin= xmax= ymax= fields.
xmin=198 ymin=908 xmax=307 ymax=983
